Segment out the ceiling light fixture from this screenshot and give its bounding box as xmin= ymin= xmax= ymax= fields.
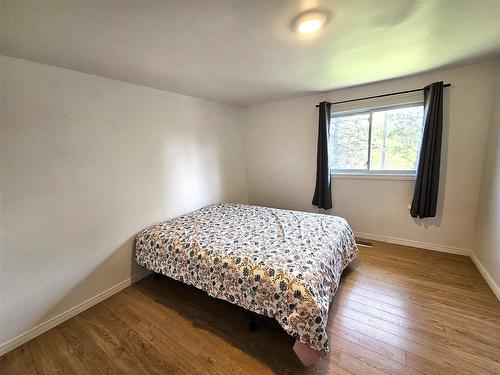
xmin=293 ymin=10 xmax=328 ymax=34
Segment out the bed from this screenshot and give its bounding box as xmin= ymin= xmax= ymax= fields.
xmin=135 ymin=202 xmax=358 ymax=365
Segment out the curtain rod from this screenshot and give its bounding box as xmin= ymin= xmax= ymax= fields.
xmin=315 ymin=83 xmax=451 ymax=108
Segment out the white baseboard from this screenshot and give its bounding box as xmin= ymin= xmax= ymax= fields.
xmin=0 ymin=269 xmax=150 ymax=357
xmin=354 ymin=231 xmax=471 ymax=256
xmin=470 ymin=252 xmax=500 ymax=301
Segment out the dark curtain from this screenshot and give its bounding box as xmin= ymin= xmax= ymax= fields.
xmin=410 ymin=81 xmax=444 ymax=219
xmin=312 ymin=101 xmax=332 ymax=210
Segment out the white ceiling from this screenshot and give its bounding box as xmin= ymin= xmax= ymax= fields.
xmin=2 ymin=0 xmax=500 ymax=106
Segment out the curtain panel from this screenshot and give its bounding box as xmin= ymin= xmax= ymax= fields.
xmin=312 ymin=101 xmax=332 ymax=210
xmin=410 ymin=81 xmax=444 ymax=219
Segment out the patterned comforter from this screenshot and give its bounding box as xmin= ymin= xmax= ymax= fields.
xmin=135 ymin=203 xmax=358 ymax=353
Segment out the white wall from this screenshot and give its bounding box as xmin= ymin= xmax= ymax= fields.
xmin=1 ymin=53 xmax=498 ymax=355
xmin=244 ymin=60 xmax=498 ymax=254
xmin=472 ymin=62 xmax=500 ymax=298
xmin=0 ymin=56 xmax=248 ymax=352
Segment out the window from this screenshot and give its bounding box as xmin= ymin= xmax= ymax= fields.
xmin=329 ymin=103 xmax=424 ymax=175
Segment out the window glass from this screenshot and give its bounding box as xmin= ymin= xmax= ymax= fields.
xmin=370 ymin=106 xmax=424 ymax=171
xmin=329 ymin=104 xmax=424 ymax=173
xmin=330 ymin=113 xmax=370 ymax=170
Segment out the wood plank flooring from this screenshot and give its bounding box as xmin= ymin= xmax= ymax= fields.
xmin=1 ymin=240 xmax=499 ymax=374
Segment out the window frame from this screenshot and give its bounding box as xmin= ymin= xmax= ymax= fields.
xmin=329 ymin=101 xmax=424 ymax=178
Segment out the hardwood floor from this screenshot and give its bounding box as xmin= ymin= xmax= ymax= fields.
xmin=2 ymin=241 xmax=500 ymax=374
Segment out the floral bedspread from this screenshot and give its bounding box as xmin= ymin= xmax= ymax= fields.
xmin=135 ymin=203 xmax=358 ymax=352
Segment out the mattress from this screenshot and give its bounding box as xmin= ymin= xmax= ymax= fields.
xmin=135 ymin=202 xmax=358 ymax=356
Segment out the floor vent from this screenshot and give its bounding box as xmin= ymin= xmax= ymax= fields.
xmin=356 ymin=240 xmax=373 ymax=248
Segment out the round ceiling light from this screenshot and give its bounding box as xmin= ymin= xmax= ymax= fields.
xmin=293 ymin=10 xmax=328 ymax=34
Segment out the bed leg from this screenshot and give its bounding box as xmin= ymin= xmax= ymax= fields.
xmin=245 ymin=312 xmax=259 ymax=332
xmin=249 ymin=318 xmax=259 ymax=332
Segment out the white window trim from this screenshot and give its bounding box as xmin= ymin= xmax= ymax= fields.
xmin=332 ymin=100 xmax=423 ymax=116
xmin=330 ymin=100 xmax=423 ymax=179
xmin=331 ymin=172 xmax=415 ymax=181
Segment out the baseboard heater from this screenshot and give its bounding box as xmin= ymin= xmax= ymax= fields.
xmin=356 ymin=240 xmax=373 ymax=248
